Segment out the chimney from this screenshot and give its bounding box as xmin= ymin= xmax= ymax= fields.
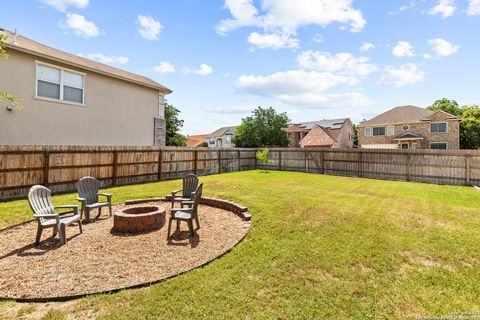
xmin=12 ymin=29 xmax=17 ymax=45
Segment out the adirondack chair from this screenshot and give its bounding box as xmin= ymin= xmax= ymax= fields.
xmin=28 ymin=185 xmax=82 ymax=245
xmin=167 ymin=183 xmax=203 ymax=240
xmin=171 ymin=174 xmax=199 ymax=208
xmin=75 ymin=176 xmax=112 ymax=223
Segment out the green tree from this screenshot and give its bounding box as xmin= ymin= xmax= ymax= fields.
xmin=352 ymin=124 xmax=359 ymax=147
xmin=255 ymin=148 xmax=272 ymax=172
xmin=0 ymin=33 xmax=22 ymax=109
xmin=232 ymin=107 xmax=290 ymax=148
xmin=427 ymin=98 xmax=462 ymax=117
xmin=165 ymin=102 xmax=187 ymax=146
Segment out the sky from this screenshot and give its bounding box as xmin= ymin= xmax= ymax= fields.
xmin=1 ymin=0 xmax=480 ymax=135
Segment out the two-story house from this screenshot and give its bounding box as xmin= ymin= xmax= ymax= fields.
xmin=0 ymin=30 xmax=171 ymax=146
xmin=206 ymin=126 xmax=237 ymax=148
xmin=284 ymin=118 xmax=354 ymax=148
xmin=358 ymin=105 xmax=460 ymax=150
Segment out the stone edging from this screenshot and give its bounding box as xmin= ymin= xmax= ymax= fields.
xmin=0 ymin=197 xmax=251 ymax=303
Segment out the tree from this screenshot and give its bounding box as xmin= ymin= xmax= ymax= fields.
xmin=232 ymin=107 xmax=290 ymax=148
xmin=0 ymin=33 xmax=22 ymax=109
xmin=427 ymin=99 xmax=480 ymax=149
xmin=352 ymin=124 xmax=359 ymax=147
xmin=255 ymin=148 xmax=271 ymax=172
xmin=165 ymin=102 xmax=187 ymax=146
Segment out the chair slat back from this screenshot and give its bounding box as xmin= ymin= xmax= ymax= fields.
xmin=182 ymin=174 xmax=199 ymax=198
xmin=28 ymin=185 xmax=55 ymax=222
xmin=191 ymin=183 xmax=203 ymax=218
xmin=76 ymin=176 xmax=100 ymax=205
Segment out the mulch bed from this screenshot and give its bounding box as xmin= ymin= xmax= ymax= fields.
xmin=0 ymin=201 xmax=249 ymax=300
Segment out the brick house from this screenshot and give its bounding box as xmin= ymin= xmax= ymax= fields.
xmin=358 ymin=105 xmax=461 ymax=150
xmin=284 ymin=119 xmax=354 ymax=148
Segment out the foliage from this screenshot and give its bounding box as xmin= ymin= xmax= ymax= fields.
xmin=1 ymin=171 xmax=480 ymax=318
xmin=255 ymin=148 xmax=271 ymax=172
xmin=0 ymin=34 xmax=8 ymax=58
xmin=427 ymin=98 xmax=480 ymax=149
xmin=0 ymin=33 xmax=22 ymax=110
xmin=232 ymin=107 xmax=290 ymax=148
xmin=352 ymin=124 xmax=358 ymax=147
xmin=165 ymin=102 xmax=187 ymax=146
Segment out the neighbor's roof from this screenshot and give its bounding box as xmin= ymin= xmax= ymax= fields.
xmin=206 ymin=126 xmax=237 ymax=138
xmin=186 ymin=135 xmax=207 ymax=147
xmin=287 ymin=118 xmax=349 ymax=132
xmin=360 ymin=105 xmax=458 ymax=126
xmin=1 ymin=30 xmax=172 ymax=94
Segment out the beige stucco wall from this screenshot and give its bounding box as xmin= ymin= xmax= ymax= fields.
xmin=0 ymin=49 xmax=165 ymax=146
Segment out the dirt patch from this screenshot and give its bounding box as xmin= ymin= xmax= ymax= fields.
xmin=0 ymin=201 xmax=248 ymax=300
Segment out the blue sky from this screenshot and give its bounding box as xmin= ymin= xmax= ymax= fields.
xmin=1 ymin=0 xmax=480 ymax=135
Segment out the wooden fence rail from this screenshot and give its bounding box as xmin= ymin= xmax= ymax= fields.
xmin=1 ymin=145 xmax=480 ymax=200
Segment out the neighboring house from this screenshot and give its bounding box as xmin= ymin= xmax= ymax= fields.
xmin=206 ymin=126 xmax=237 ymax=148
xmin=0 ymin=30 xmax=171 ymax=146
xmin=186 ymin=134 xmax=207 ymax=147
xmin=358 ymin=105 xmax=460 ymax=150
xmin=284 ymin=118 xmax=354 ymax=148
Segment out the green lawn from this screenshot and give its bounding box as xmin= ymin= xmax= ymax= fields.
xmin=1 ymin=170 xmax=480 ymax=319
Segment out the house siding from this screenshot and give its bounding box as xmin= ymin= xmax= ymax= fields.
xmin=0 ymin=49 xmax=166 ymax=146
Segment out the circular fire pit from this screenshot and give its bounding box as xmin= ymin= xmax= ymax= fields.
xmin=113 ymin=206 xmax=166 ymax=233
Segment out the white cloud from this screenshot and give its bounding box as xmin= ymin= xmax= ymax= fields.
xmin=467 ymin=0 xmax=480 ymax=15
xmin=392 ymin=41 xmax=415 ymax=57
xmin=388 ymin=0 xmax=426 ymax=15
xmin=83 ymin=53 xmax=128 ymax=64
xmin=153 ymin=61 xmax=176 ymax=74
xmin=429 ymin=0 xmax=456 ymax=18
xmin=378 ymin=63 xmax=426 ymax=87
xmin=64 ymin=13 xmax=100 ymax=38
xmin=38 ymin=0 xmax=89 ymax=12
xmin=297 ymin=51 xmax=377 ymax=77
xmin=185 ymin=64 xmax=213 ymax=76
xmin=276 ymin=92 xmax=372 ymax=107
xmin=423 ymin=53 xmax=432 ymax=59
xmin=216 ymin=0 xmax=366 ymax=49
xmin=205 ymin=105 xmax=257 ymax=114
xmin=137 ymin=15 xmax=162 ymax=40
xmin=360 ymin=42 xmax=374 ymax=52
xmin=247 ymin=32 xmax=299 ymax=49
xmin=313 ymin=33 xmax=323 ymax=43
xmin=428 ymin=38 xmax=459 ymax=56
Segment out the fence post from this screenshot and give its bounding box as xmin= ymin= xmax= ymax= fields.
xmin=357 ymin=151 xmax=362 ymax=177
xmin=254 ymin=149 xmax=258 ymax=170
xmin=304 ymin=150 xmax=308 ymax=173
xmin=157 ymin=149 xmax=163 ymax=181
xmin=112 ymin=150 xmax=118 ymax=186
xmin=278 ymin=150 xmax=282 ymax=171
xmin=43 ymin=150 xmax=50 ymax=186
xmin=321 ymin=150 xmax=325 ymax=174
xmin=406 ymin=152 xmax=412 ymax=182
xmin=465 ymin=154 xmax=471 ymax=185
xmin=218 ymin=150 xmax=222 ymax=174
xmin=237 ymin=150 xmax=241 ymax=171
xmin=193 ymin=150 xmax=198 ymax=175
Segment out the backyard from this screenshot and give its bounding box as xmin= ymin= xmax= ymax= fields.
xmin=1 ymin=170 xmax=480 ymax=319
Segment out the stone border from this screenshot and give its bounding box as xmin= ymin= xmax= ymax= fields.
xmin=0 ymin=197 xmax=251 ymax=303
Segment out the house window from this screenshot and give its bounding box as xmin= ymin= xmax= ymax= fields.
xmin=402 ymin=124 xmax=409 ymax=131
xmin=412 ymin=143 xmax=418 ymax=150
xmin=36 ymin=63 xmax=85 ymax=104
xmin=373 ymin=127 xmax=386 ymax=136
xmin=386 ymin=125 xmax=395 ymax=136
xmin=430 ymin=122 xmax=447 ymax=133
xmin=364 ymin=127 xmax=372 ymax=137
xmin=430 ymin=142 xmax=447 ymax=149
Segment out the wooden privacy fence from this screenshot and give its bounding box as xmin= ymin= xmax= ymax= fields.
xmin=1 ymin=145 xmax=480 ymax=200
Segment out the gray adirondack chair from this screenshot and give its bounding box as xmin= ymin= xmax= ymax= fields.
xmin=28 ymin=185 xmax=82 ymax=245
xmin=167 ymin=183 xmax=203 ymax=240
xmin=75 ymin=176 xmax=112 ymax=223
xmin=171 ymin=174 xmax=199 ymax=208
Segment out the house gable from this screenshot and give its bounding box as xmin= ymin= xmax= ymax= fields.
xmin=421 ymin=110 xmax=460 ymax=122
xmin=299 ymin=125 xmax=335 ymax=148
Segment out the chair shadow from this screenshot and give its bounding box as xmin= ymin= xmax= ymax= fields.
xmin=0 ymin=232 xmax=82 ymax=260
xmin=167 ymin=230 xmax=200 ymax=248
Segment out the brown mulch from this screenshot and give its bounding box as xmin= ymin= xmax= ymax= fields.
xmin=0 ymin=201 xmax=249 ymax=300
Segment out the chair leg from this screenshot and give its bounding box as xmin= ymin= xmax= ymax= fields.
xmin=78 ymin=220 xmax=83 ymax=233
xmin=108 ymin=204 xmax=112 ymax=217
xmin=167 ymin=218 xmax=173 ymax=240
xmin=195 ymin=215 xmax=200 ymax=229
xmin=52 ymin=225 xmax=58 ymax=237
xmin=85 ymin=208 xmax=90 ymax=223
xmin=35 ymin=224 xmax=43 ymax=245
xmin=176 ymin=220 xmax=180 ymax=231
xmin=98 ymin=207 xmax=102 ymax=218
xmin=188 ymin=220 xmax=194 ymax=237
xmin=59 ymin=223 xmax=66 ymax=244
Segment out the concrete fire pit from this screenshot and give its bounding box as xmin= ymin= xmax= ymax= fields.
xmin=113 ymin=205 xmax=165 ymax=233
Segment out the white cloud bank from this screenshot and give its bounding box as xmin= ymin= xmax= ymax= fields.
xmin=392 ymin=41 xmax=415 ymax=57
xmin=38 ymin=0 xmax=89 ymax=12
xmin=153 ymin=61 xmax=176 ymax=74
xmin=429 ymin=0 xmax=456 ymax=18
xmin=83 ymin=53 xmax=128 ymax=64
xmin=297 ymin=51 xmax=377 ymax=77
xmin=247 ymin=32 xmax=299 ymax=49
xmin=185 ymin=64 xmax=213 ymax=76
xmin=137 ymin=15 xmax=162 ymax=40
xmin=378 ymin=63 xmax=426 ymax=87
xmin=360 ymin=42 xmax=374 ymax=52
xmin=467 ymin=0 xmax=480 ymax=15
xmin=428 ymin=38 xmax=459 ymax=57
xmin=63 ymin=13 xmax=100 ymax=38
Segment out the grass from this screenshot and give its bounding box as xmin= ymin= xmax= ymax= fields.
xmin=1 ymin=170 xmax=480 ymax=319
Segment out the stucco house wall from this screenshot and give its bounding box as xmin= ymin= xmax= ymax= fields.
xmin=0 ymin=36 xmax=169 ymax=146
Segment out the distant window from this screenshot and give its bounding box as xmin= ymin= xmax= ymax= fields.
xmin=386 ymin=125 xmax=395 ymax=136
xmin=364 ymin=127 xmax=372 ymax=137
xmin=430 ymin=122 xmax=447 ymax=133
xmin=402 ymin=124 xmax=409 ymax=131
xmin=373 ymin=127 xmax=386 ymax=136
xmin=36 ymin=63 xmax=84 ymax=104
xmin=430 ymin=142 xmax=447 ymax=150
xmin=412 ymin=143 xmax=418 ymax=150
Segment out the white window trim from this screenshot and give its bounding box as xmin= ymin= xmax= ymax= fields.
xmin=35 ymin=61 xmax=86 ymax=106
xmin=387 ymin=125 xmax=395 ymax=136
xmin=364 ymin=127 xmax=372 ymax=137
xmin=429 ymin=122 xmax=448 ymax=133
xmin=429 ymin=142 xmax=448 ymax=149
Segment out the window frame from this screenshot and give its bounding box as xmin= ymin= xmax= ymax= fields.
xmin=386 ymin=125 xmax=395 ymax=136
xmin=364 ymin=127 xmax=372 ymax=137
xmin=372 ymin=126 xmax=386 ymax=136
xmin=430 ymin=142 xmax=448 ymax=150
xmin=35 ymin=61 xmax=86 ymax=106
xmin=430 ymin=122 xmax=448 ymax=133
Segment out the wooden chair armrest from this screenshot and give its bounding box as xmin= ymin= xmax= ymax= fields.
xmin=76 ymin=197 xmax=86 ymax=203
xmin=171 ymin=207 xmax=193 ymax=213
xmin=171 ymin=189 xmax=182 ymax=196
xmin=98 ymin=193 xmax=112 ymax=201
xmin=54 ymin=205 xmax=79 ymax=215
xmin=34 ymin=213 xmax=58 ymax=219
